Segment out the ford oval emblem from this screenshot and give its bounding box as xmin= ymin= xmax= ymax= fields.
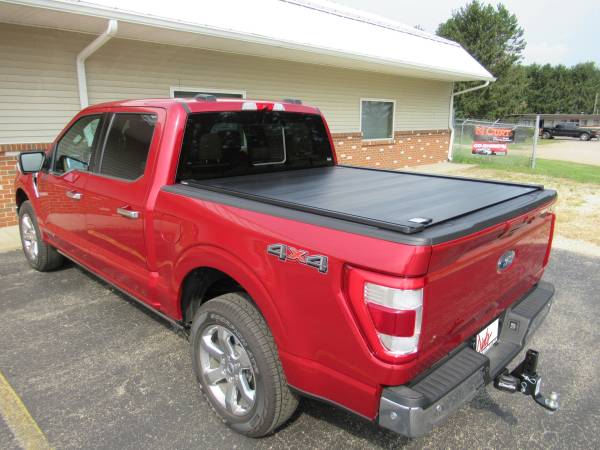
xmin=497 ymin=250 xmax=516 ymax=272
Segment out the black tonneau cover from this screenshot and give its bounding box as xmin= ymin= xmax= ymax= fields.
xmin=181 ymin=166 xmax=544 ymax=235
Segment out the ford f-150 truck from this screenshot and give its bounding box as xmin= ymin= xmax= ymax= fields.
xmin=14 ymin=96 xmax=558 ymax=438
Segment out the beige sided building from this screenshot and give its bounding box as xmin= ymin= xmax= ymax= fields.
xmin=0 ymin=0 xmax=493 ymax=228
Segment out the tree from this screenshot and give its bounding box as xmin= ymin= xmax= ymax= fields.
xmin=437 ymin=1 xmax=526 ymax=118
xmin=526 ymin=62 xmax=600 ymax=114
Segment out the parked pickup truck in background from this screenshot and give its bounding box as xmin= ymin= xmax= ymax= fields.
xmin=541 ymin=122 xmax=598 ymax=140
xmin=14 ymin=97 xmax=559 ymax=438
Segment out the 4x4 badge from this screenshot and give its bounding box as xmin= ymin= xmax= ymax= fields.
xmin=267 ymin=243 xmax=328 ymax=274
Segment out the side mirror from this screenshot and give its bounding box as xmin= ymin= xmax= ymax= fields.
xmin=18 ymin=151 xmax=46 ymax=174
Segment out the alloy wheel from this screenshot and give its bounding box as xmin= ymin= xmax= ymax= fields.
xmin=198 ymin=324 xmax=256 ymax=416
xmin=20 ymin=214 xmax=38 ymax=261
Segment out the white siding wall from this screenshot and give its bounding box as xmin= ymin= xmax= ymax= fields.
xmin=0 ymin=24 xmax=452 ymax=144
xmin=0 ymin=24 xmax=85 ymax=143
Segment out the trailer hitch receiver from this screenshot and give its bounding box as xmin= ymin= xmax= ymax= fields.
xmin=493 ymin=349 xmax=559 ymax=412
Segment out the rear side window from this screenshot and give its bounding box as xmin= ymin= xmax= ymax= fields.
xmin=177 ymin=111 xmax=334 ymax=181
xmin=54 ymin=115 xmax=102 ymax=174
xmin=99 ymin=113 xmax=156 ymax=180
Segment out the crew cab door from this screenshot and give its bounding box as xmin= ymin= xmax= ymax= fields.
xmin=36 ymin=114 xmax=104 ymax=258
xmin=83 ymin=109 xmax=162 ymax=303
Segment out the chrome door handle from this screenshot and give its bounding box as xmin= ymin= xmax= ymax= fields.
xmin=66 ymin=190 xmax=82 ymax=200
xmin=116 ymin=207 xmax=140 ymax=219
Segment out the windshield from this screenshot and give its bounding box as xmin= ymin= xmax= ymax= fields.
xmin=176 ymin=111 xmax=334 ymax=181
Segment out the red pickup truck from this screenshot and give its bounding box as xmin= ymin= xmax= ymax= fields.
xmin=14 ymin=97 xmax=558 ymax=438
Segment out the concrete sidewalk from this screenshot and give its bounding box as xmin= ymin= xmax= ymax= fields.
xmin=0 ymin=226 xmax=19 ymax=253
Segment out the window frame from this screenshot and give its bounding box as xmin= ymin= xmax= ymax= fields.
xmin=94 ymin=111 xmax=158 ymax=183
xmin=169 ymin=86 xmax=247 ymax=99
xmin=50 ymin=113 xmax=105 ymax=176
xmin=359 ymin=98 xmax=396 ymax=141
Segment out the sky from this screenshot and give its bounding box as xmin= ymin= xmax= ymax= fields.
xmin=330 ymin=0 xmax=600 ymax=66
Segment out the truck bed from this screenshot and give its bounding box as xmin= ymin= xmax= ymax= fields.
xmin=179 ymin=166 xmax=554 ymax=241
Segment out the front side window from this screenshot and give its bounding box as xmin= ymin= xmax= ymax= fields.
xmin=361 ymin=99 xmax=394 ymax=140
xmin=177 ymin=111 xmax=334 ymax=181
xmin=99 ymin=113 xmax=156 ymax=181
xmin=54 ymin=115 xmax=102 ymax=173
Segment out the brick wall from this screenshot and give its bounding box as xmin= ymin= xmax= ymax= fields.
xmin=332 ymin=129 xmax=450 ymax=169
xmin=0 ymin=143 xmax=50 ymax=228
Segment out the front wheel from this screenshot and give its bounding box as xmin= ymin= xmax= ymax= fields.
xmin=541 ymin=131 xmax=551 ymax=139
xmin=190 ymin=293 xmax=298 ymax=437
xmin=580 ymin=132 xmax=591 ymax=141
xmin=18 ymin=201 xmax=64 ymax=271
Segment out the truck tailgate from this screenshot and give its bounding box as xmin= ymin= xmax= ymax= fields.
xmin=420 ymin=203 xmax=555 ymax=362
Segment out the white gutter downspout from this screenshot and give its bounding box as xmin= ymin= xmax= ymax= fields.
xmin=447 ymin=80 xmax=490 ymax=161
xmin=77 ymin=19 xmax=118 ymax=109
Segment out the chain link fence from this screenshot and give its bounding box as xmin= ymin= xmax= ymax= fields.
xmin=451 ymin=118 xmax=540 ymax=169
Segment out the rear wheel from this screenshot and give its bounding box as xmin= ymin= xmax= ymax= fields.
xmin=541 ymin=131 xmax=551 ymax=139
xmin=18 ymin=201 xmax=64 ymax=271
xmin=190 ymin=293 xmax=298 ymax=437
xmin=580 ymin=132 xmax=591 ymax=141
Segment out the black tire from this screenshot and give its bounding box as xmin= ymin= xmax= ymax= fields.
xmin=580 ymin=132 xmax=591 ymax=141
xmin=190 ymin=293 xmax=298 ymax=437
xmin=541 ymin=131 xmax=551 ymax=139
xmin=18 ymin=201 xmax=64 ymax=271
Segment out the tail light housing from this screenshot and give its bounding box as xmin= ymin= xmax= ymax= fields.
xmin=345 ymin=266 xmax=424 ymax=363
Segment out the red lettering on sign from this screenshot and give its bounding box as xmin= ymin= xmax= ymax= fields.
xmin=474 ymin=126 xmax=513 ymax=137
xmin=477 ymin=329 xmax=493 ymax=352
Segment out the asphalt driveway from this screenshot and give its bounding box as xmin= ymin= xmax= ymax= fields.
xmin=0 ymin=247 xmax=599 ymax=449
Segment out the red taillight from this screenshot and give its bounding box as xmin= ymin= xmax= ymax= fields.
xmin=366 ymin=303 xmax=416 ymax=337
xmin=345 ymin=266 xmax=424 ymax=363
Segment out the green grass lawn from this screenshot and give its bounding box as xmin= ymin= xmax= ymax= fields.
xmin=452 ymin=151 xmax=600 ymax=184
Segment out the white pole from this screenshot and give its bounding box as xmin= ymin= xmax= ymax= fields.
xmin=77 ymin=20 xmax=118 ymax=109
xmin=531 ymin=114 xmax=540 ymax=169
xmin=594 ymin=92 xmax=599 ymax=115
xmin=447 ymin=81 xmax=491 ymax=161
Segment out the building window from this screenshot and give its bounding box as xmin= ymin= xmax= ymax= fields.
xmin=170 ymin=87 xmax=246 ymax=99
xmin=360 ymin=99 xmax=395 ymax=140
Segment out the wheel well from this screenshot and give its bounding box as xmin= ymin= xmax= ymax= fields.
xmin=180 ymin=267 xmax=245 ymax=325
xmin=15 ymin=189 xmax=28 ymax=211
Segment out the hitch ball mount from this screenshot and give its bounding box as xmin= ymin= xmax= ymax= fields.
xmin=493 ymin=349 xmax=559 ymax=412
